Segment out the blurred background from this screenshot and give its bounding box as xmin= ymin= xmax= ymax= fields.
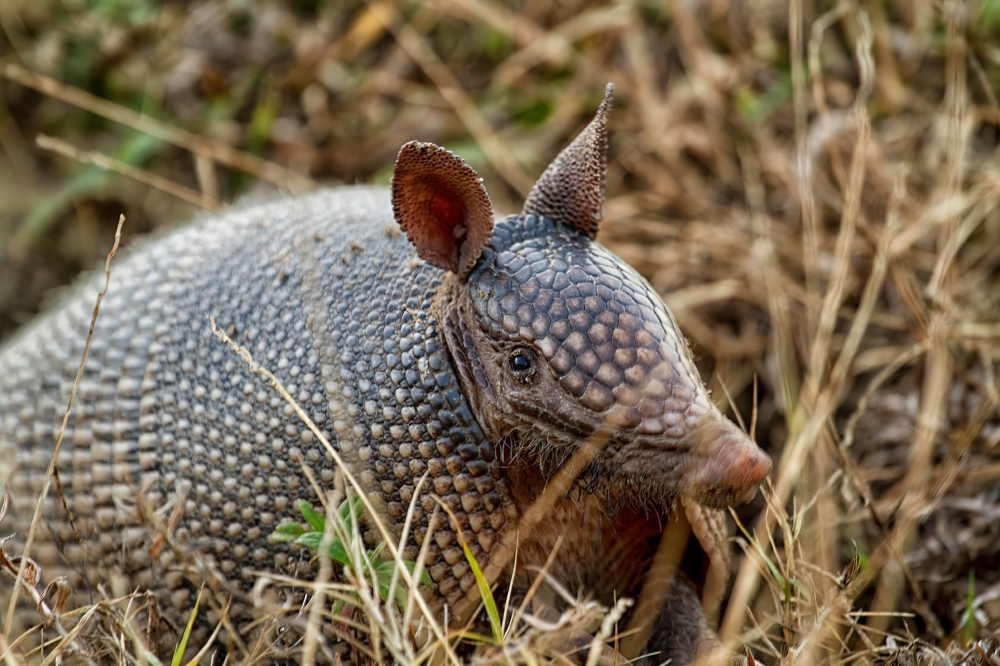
xmin=1 ymin=0 xmax=999 ymax=662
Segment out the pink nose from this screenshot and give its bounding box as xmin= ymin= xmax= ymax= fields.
xmin=687 ymin=417 xmax=772 ymax=508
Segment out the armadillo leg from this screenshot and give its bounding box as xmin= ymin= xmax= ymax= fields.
xmin=641 ymin=574 xmax=709 ymax=665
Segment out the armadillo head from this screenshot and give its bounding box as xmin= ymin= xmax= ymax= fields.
xmin=391 ymin=84 xmax=771 ymax=511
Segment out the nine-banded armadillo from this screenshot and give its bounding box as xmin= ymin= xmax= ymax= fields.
xmin=0 ymin=84 xmax=771 ymax=662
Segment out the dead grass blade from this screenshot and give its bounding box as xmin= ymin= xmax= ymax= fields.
xmin=36 ymin=134 xmax=223 ymax=211
xmin=0 ymin=61 xmax=316 ymax=193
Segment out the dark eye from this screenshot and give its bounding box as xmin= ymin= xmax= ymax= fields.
xmin=508 ymin=350 xmax=536 ymax=383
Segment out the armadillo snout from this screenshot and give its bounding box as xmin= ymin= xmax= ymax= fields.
xmin=601 ymin=360 xmax=772 ymax=508
xmin=683 ymin=415 xmax=772 ymax=508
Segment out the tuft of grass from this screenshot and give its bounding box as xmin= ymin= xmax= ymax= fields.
xmin=272 ymin=497 xmax=433 ymax=612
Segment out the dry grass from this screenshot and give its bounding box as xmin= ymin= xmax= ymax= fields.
xmin=1 ymin=0 xmax=1000 ymax=663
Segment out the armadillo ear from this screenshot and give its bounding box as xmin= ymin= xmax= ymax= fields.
xmin=522 ymin=82 xmax=613 ymax=239
xmin=392 ymin=141 xmax=494 ymax=280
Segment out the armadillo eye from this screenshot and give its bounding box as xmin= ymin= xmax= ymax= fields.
xmin=508 ymin=350 xmax=536 ymax=384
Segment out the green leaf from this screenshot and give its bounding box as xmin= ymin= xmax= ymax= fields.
xmin=787 ymin=577 xmax=812 ymax=603
xmin=373 ymin=559 xmax=395 ymax=577
xmin=382 ymin=569 xmax=410 ymax=610
xmin=271 ymin=522 xmax=306 ymax=543
xmin=298 ymin=501 xmax=325 ymax=533
xmin=980 ymin=0 xmax=1000 ymax=31
xmin=339 ymin=495 xmax=364 ymax=534
xmin=375 ymin=577 xmax=408 ymax=611
xmin=170 ymin=584 xmax=203 ymax=666
xmin=296 ymin=530 xmax=352 ymax=567
xmin=402 ymin=560 xmax=433 ymax=588
xmin=735 ymin=74 xmax=792 ymax=126
xmin=295 ymin=532 xmax=324 ymax=550
xmin=461 ymin=541 xmax=502 ymax=644
xmin=377 ymin=579 xmax=393 ymax=605
xmin=325 ymin=540 xmax=352 ymax=567
xmin=370 ymin=559 xmax=428 ymax=610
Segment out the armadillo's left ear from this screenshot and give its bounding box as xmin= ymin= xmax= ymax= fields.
xmin=522 ymin=83 xmax=613 ymax=239
xmin=392 ymin=142 xmax=494 ymax=280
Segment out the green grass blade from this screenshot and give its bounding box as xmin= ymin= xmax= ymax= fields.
xmin=461 ymin=541 xmax=502 ymax=644
xmin=170 ymin=584 xmax=203 ymax=666
xmin=962 ymin=570 xmax=977 ymax=646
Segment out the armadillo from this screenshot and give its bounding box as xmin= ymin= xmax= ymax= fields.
xmin=0 ymin=84 xmax=771 ymax=661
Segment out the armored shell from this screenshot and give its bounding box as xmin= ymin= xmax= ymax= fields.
xmin=0 ymin=84 xmax=771 ymax=662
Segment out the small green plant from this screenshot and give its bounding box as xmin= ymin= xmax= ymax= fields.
xmin=272 ymin=497 xmax=431 ymax=611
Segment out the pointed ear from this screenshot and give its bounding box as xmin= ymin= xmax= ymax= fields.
xmin=522 ymin=83 xmax=613 ymax=239
xmin=391 ymin=141 xmax=495 ymax=279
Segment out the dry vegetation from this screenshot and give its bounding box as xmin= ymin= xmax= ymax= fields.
xmin=1 ymin=0 xmax=999 ymax=663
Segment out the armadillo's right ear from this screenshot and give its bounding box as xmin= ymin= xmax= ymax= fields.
xmin=391 ymin=142 xmax=494 ymax=280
